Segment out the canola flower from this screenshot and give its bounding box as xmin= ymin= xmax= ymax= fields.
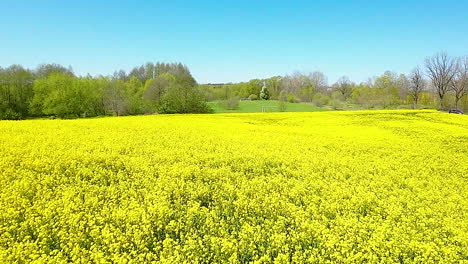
xmin=0 ymin=110 xmax=467 ymax=263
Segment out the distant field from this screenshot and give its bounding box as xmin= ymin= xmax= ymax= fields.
xmin=207 ymin=100 xmax=329 ymax=113
xmin=0 ymin=110 xmax=467 ymax=263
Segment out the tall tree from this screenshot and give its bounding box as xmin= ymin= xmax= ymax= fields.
xmin=143 ymin=73 xmax=173 ymax=111
xmin=282 ymin=72 xmax=315 ymax=102
xmin=310 ymin=71 xmax=328 ymax=93
xmin=112 ymin=70 xmax=128 ymax=81
xmin=31 ymin=74 xmax=101 ymax=118
xmin=260 ymin=82 xmax=270 ymax=100
xmin=124 ymin=77 xmax=145 ymax=115
xmin=103 ymin=80 xmax=127 ymax=116
xmin=409 ymin=67 xmax=425 ymax=109
xmin=335 ymin=76 xmax=353 ymax=100
xmin=158 ymin=73 xmax=210 ymax=114
xmin=265 ymin=76 xmax=282 ymax=98
xmin=425 ymin=52 xmax=458 ymax=109
xmin=396 ymin=74 xmax=410 ymax=100
xmin=35 ymin=63 xmax=74 ymax=79
xmin=374 ymin=71 xmax=401 ymax=107
xmin=0 ymin=65 xmax=34 ymax=119
xmin=451 ymin=56 xmax=468 ymax=109
xmin=128 ymin=63 xmax=157 ymax=83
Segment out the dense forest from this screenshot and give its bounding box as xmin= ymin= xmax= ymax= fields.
xmin=0 ymin=52 xmax=466 ymax=120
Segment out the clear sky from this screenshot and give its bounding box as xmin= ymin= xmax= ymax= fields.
xmin=1 ymin=0 xmax=467 ymax=84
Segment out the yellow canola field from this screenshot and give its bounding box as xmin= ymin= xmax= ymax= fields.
xmin=0 ymin=110 xmax=467 ymax=263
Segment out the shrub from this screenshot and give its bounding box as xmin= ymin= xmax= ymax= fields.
xmin=329 ymin=99 xmax=345 ymax=110
xmin=248 ymin=94 xmax=258 ymax=100
xmin=312 ymin=93 xmax=330 ymax=107
xmin=331 ymin=91 xmax=345 ymax=101
xmin=260 ymin=85 xmax=270 ymax=100
xmin=278 ymin=90 xmax=288 ymax=112
xmin=0 ymin=109 xmax=22 ymax=120
xmin=287 ymin=94 xmax=297 ymax=103
xmin=225 ymin=97 xmax=240 ymax=110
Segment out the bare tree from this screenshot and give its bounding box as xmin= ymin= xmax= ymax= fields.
xmin=451 ymin=56 xmax=468 ymax=109
xmin=409 ymin=67 xmax=425 ymax=109
xmin=397 ymin=74 xmax=410 ymax=100
xmin=309 ymin=71 xmax=328 ymax=93
xmin=281 ymin=72 xmax=314 ymax=101
xmin=335 ymin=76 xmax=353 ymax=100
xmin=425 ymin=52 xmax=458 ymax=109
xmin=281 ymin=71 xmax=302 ymax=95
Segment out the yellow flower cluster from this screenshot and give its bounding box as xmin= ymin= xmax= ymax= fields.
xmin=0 ymin=110 xmax=467 ymax=263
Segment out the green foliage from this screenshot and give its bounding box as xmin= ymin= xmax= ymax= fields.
xmin=123 ymin=77 xmax=145 ymax=115
xmin=2 ymin=62 xmax=468 ymax=119
xmin=35 ymin=63 xmax=74 ymax=79
xmin=139 ymin=65 xmax=210 ymax=114
xmin=207 ymin=100 xmax=327 ymax=113
xmin=331 ymin=90 xmax=344 ymax=101
xmin=197 ymin=84 xmax=219 ymax=101
xmin=31 ymin=74 xmax=103 ymax=118
xmin=312 ymin=93 xmax=330 ymax=107
xmin=0 ymin=65 xmax=34 ymax=119
xmin=300 ymin=85 xmax=315 ymax=102
xmin=102 ymin=79 xmax=128 ymax=116
xmin=278 ymin=90 xmax=288 ymax=112
xmin=260 ymin=84 xmax=270 ymax=100
xmin=0 ymin=62 xmax=210 ymax=119
xmin=248 ymin=94 xmax=258 ymax=100
xmin=158 ymin=76 xmax=211 ymax=114
xmin=144 ymin=74 xmax=171 ymax=112
xmin=287 ymin=94 xmax=297 ymax=103
xmin=244 ymin=80 xmax=263 ymax=98
xmin=224 ymin=97 xmax=240 ymax=110
xmin=329 ymin=99 xmax=345 ymax=110
xmin=265 ymin=76 xmax=283 ymax=98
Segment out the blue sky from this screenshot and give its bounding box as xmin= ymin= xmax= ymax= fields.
xmin=1 ymin=0 xmax=467 ymax=84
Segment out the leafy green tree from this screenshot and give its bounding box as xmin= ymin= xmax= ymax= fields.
xmin=374 ymin=71 xmax=401 ymax=108
xmin=248 ymin=94 xmax=258 ymax=100
xmin=260 ymin=83 xmax=270 ymax=100
xmin=103 ymin=80 xmax=128 ymax=116
xmin=158 ymin=74 xmax=211 ymax=114
xmin=31 ymin=74 xmax=102 ymax=118
xmin=278 ymin=90 xmax=288 ymax=111
xmin=124 ymin=77 xmax=145 ymax=115
xmin=300 ymin=85 xmax=315 ymax=102
xmin=312 ymin=93 xmax=330 ymax=107
xmin=128 ymin=63 xmax=157 ymax=83
xmin=240 ymin=80 xmax=261 ymax=98
xmin=35 ymin=64 xmax=74 ymax=79
xmin=266 ymin=76 xmax=282 ymax=98
xmin=197 ymin=84 xmax=218 ymax=101
xmin=144 ymin=73 xmax=174 ymax=112
xmin=0 ymin=65 xmax=34 ymax=119
xmin=85 ymin=77 xmax=108 ymax=116
xmin=112 ymin=70 xmax=128 ymax=81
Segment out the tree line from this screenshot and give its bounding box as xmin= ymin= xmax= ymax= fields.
xmin=1 ymin=52 xmax=467 ymax=120
xmin=200 ymin=52 xmax=467 ymax=111
xmin=0 ymin=62 xmax=210 ymax=120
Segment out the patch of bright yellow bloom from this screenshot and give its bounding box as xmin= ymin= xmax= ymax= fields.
xmin=0 ymin=110 xmax=467 ymax=263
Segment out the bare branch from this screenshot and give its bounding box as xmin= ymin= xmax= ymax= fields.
xmin=425 ymin=52 xmax=457 ymax=108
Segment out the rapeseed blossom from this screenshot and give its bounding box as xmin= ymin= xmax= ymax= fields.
xmin=0 ymin=110 xmax=467 ymax=263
